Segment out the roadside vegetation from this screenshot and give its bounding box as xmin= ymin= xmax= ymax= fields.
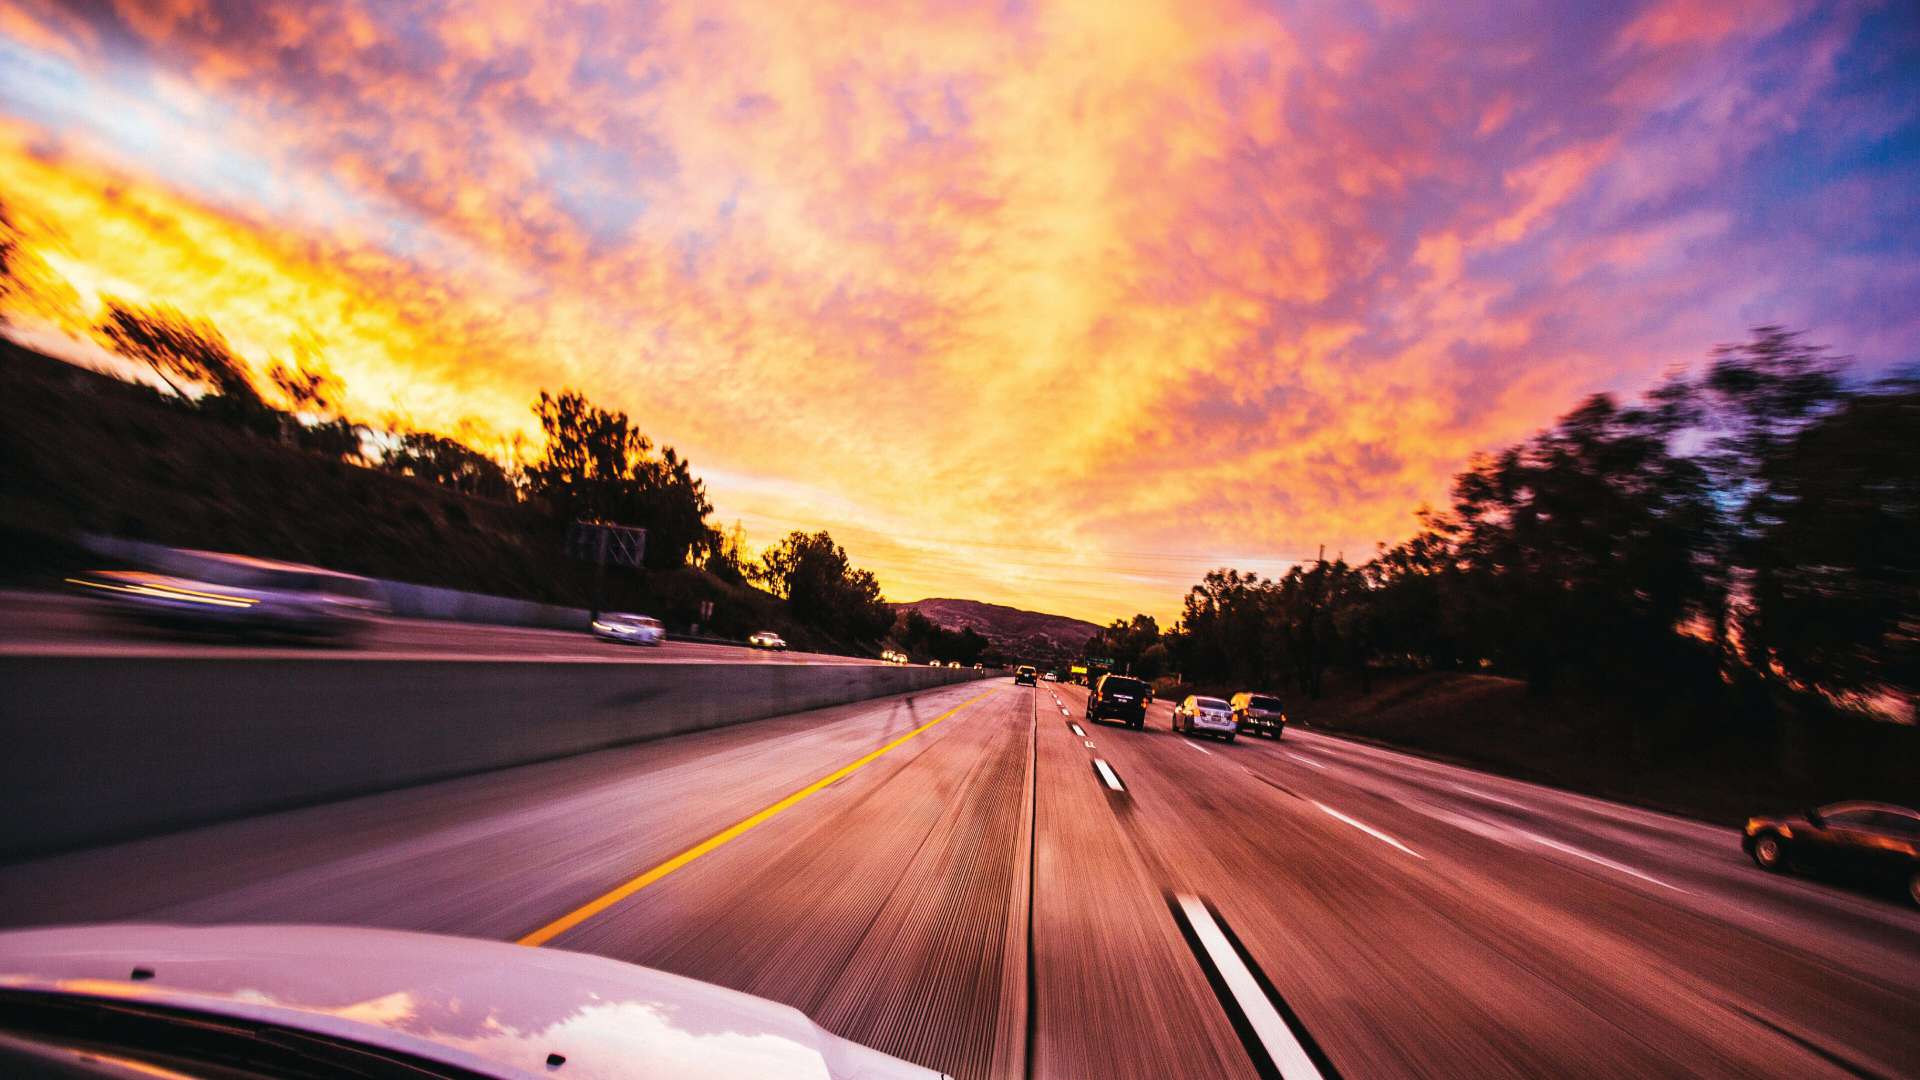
xmin=1092 ymin=328 xmax=1917 ymax=819
xmin=0 ymin=201 xmax=897 ymax=653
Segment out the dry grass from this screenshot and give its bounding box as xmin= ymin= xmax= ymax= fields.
xmin=1291 ymin=669 xmax=1918 ymax=824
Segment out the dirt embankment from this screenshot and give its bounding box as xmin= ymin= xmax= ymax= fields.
xmin=1290 ymin=670 xmax=1918 ymax=824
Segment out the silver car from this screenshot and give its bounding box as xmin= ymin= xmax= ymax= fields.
xmin=592 ymin=611 xmax=666 ymax=645
xmin=68 ymin=556 xmax=385 ymax=642
xmin=0 ymin=923 xmax=943 ymax=1079
xmin=1173 ymin=694 xmax=1239 ymax=741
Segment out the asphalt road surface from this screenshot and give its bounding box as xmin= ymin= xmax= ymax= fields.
xmin=2 ymin=678 xmax=1916 ymax=1078
xmin=0 ymin=589 xmax=882 ymax=664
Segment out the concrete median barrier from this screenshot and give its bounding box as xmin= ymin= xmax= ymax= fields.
xmin=0 ymin=657 xmax=991 ymax=858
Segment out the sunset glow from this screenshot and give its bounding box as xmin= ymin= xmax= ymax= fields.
xmin=2 ymin=0 xmax=1916 ymax=622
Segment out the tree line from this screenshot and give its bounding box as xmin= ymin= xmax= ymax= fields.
xmin=1091 ymin=327 xmax=1916 ymax=721
xmin=891 ymin=609 xmax=993 ymax=666
xmin=3 ymin=270 xmax=897 ymax=649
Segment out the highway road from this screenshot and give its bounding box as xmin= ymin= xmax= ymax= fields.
xmin=0 ymin=589 xmax=883 ymax=664
xmin=2 ymin=677 xmax=1916 ymax=1078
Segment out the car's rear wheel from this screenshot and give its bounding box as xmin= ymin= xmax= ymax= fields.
xmin=1222 ymin=732 xmax=1235 ymax=743
xmin=1752 ymin=833 xmax=1788 ymax=872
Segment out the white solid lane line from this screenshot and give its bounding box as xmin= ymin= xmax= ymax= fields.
xmin=1181 ymin=739 xmax=1213 ymax=756
xmin=1094 ymin=758 xmax=1125 ymax=792
xmin=1070 ymin=723 xmax=1086 ymax=737
xmin=1314 ymin=801 xmax=1424 ymax=859
xmin=1175 ymin=895 xmax=1326 ymax=1080
xmin=1285 ymin=753 xmax=1326 ymax=770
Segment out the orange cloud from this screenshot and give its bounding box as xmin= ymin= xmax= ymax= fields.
xmin=0 ymin=0 xmax=1911 ymax=624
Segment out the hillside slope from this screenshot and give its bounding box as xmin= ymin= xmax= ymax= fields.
xmin=893 ymin=597 xmax=1101 ymax=658
xmin=1287 ymin=670 xmax=1919 ymax=825
xmin=0 ymin=340 xmax=822 ymax=646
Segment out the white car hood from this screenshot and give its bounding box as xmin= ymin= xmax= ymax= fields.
xmin=0 ymin=924 xmax=944 ymax=1080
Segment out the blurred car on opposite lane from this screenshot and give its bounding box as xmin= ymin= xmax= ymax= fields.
xmin=0 ymin=923 xmax=942 ymax=1079
xmin=1229 ymin=691 xmax=1287 ymax=738
xmin=748 ymin=631 xmax=787 ymax=650
xmin=67 ymin=554 xmax=386 ymax=643
xmin=1086 ymin=673 xmax=1150 ymax=729
xmin=1014 ymin=665 xmax=1038 ymax=685
xmin=1173 ymin=695 xmax=1238 ymax=741
xmin=1744 ymin=801 xmax=1920 ymax=906
xmin=591 ymin=611 xmax=666 ymax=646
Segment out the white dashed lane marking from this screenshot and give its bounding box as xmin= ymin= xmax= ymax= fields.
xmin=1174 ymin=895 xmax=1327 ymax=1080
xmin=1314 ymin=801 xmax=1423 ymax=859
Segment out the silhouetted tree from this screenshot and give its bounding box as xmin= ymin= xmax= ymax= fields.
xmin=754 ymin=530 xmax=892 ymax=644
xmin=381 ymin=431 xmax=515 ymax=500
xmin=525 ymin=389 xmax=715 ymax=567
xmin=269 ymin=362 xmax=345 ymax=416
xmin=0 ymin=201 xmax=18 ymax=297
xmin=1746 ymin=379 xmax=1918 ymax=701
xmin=701 ymin=520 xmax=752 ymax=582
xmin=1689 ymin=326 xmax=1850 ymax=679
xmin=96 ymin=300 xmax=263 ymax=407
xmin=1444 ymin=392 xmax=1720 ymax=693
xmin=1085 ymin=614 xmax=1164 ymax=676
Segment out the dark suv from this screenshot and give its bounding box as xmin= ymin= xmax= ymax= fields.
xmin=1014 ymin=665 xmax=1038 ymax=686
xmin=1230 ymin=692 xmax=1287 ymax=738
xmin=1087 ymin=674 xmax=1150 ymax=729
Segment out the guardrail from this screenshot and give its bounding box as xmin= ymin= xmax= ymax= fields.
xmin=0 ymin=656 xmax=992 ymax=858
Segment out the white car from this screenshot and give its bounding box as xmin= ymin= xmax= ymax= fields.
xmin=68 ymin=558 xmax=386 ymax=642
xmin=748 ymin=631 xmax=787 ymax=650
xmin=0 ymin=924 xmax=941 ymax=1079
xmin=1173 ymin=695 xmax=1238 ymax=741
xmin=591 ymin=611 xmax=666 ymax=645
xmin=1042 ymin=672 xmax=1058 ymax=682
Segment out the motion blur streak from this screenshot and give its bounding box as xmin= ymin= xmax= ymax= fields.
xmin=515 ymin=689 xmax=994 ymax=947
xmin=1 ymin=3 xmax=1916 ymax=620
xmin=1 ymin=681 xmax=1917 ymax=1078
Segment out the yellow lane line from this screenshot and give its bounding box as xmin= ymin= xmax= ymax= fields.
xmin=517 ymin=688 xmax=995 ymax=947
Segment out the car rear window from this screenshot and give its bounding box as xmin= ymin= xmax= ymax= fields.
xmin=1103 ymin=677 xmax=1146 ymax=695
xmin=1247 ymin=696 xmax=1282 ymax=711
xmin=1869 ymin=811 xmax=1920 ymax=836
xmin=1196 ymin=697 xmax=1229 ymax=710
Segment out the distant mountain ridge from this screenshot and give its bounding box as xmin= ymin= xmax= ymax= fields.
xmin=892 ymin=598 xmax=1103 ymax=658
